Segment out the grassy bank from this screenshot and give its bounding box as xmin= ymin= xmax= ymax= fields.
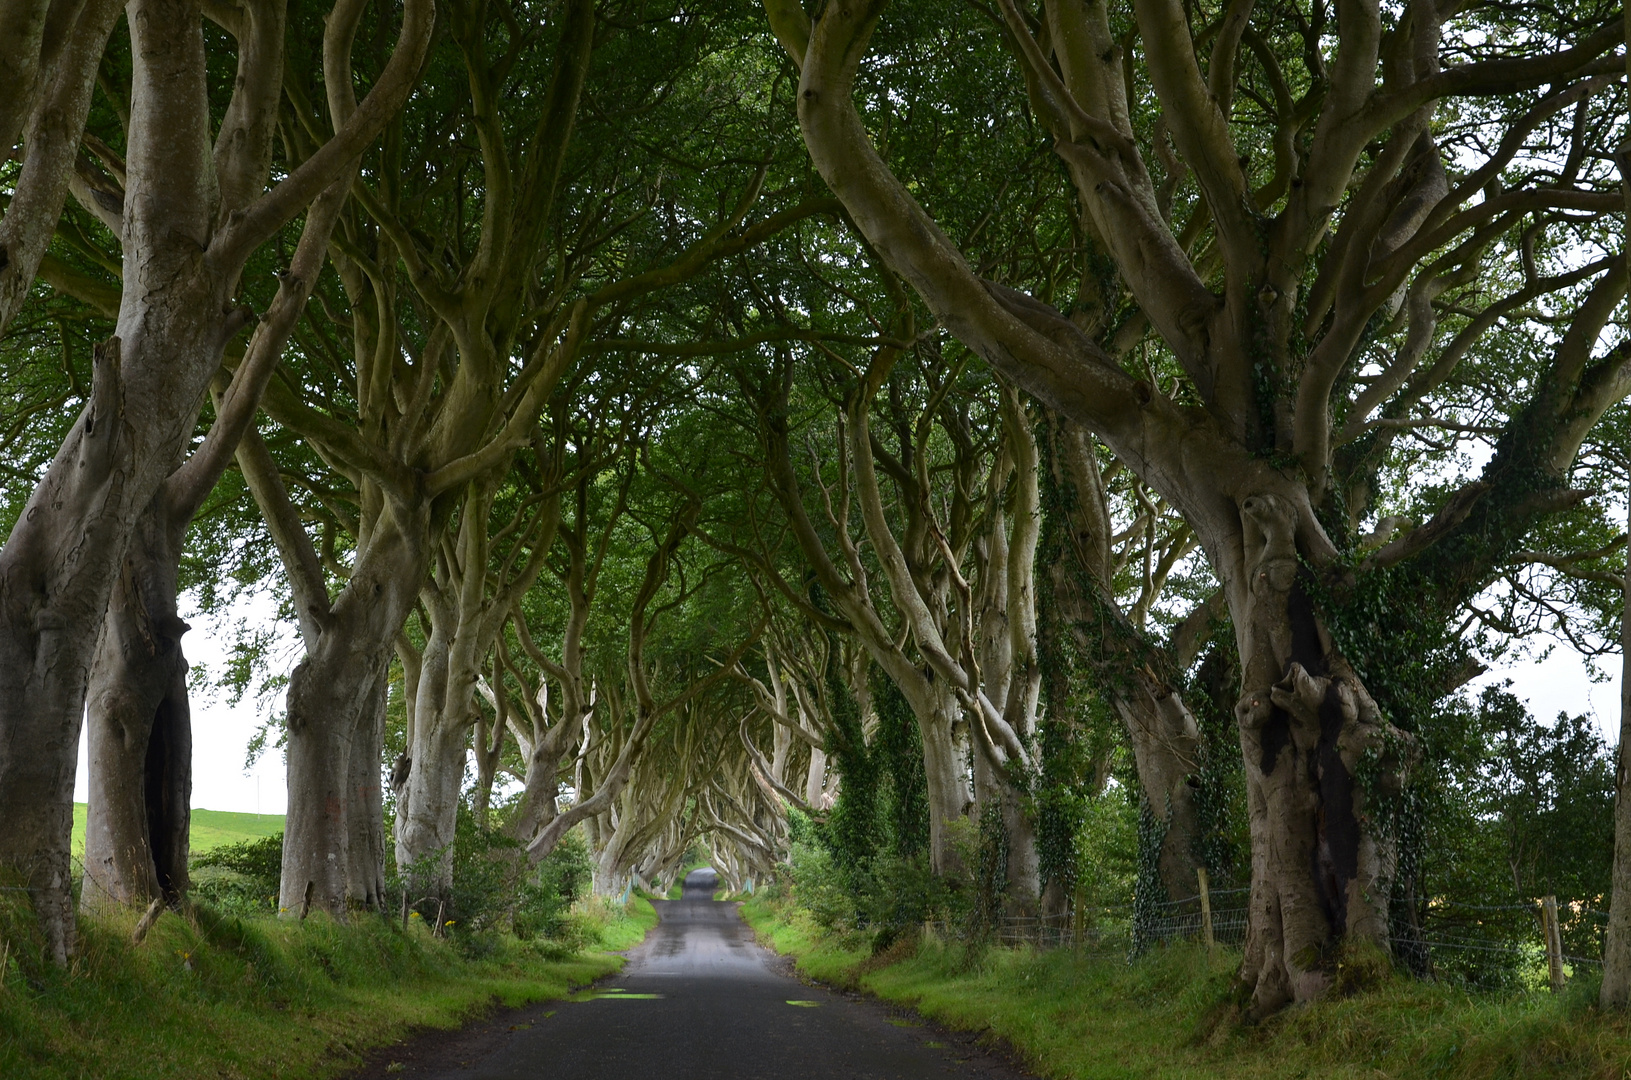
xmin=741 ymin=890 xmax=1631 ymax=1080
xmin=71 ymin=804 xmax=286 ymax=859
xmin=0 ymin=895 xmax=657 ymax=1080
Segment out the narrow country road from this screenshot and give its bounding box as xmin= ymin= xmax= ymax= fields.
xmin=353 ymin=868 xmax=1034 ymax=1079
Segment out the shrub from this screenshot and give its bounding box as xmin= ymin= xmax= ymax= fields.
xmin=191 ymin=833 xmax=283 ymax=914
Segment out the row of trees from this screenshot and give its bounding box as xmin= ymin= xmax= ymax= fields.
xmin=0 ymin=0 xmax=1626 ymax=1021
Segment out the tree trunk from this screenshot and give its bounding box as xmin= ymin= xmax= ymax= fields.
xmin=471 ymin=728 xmax=496 ymax=828
xmin=803 ymin=745 xmax=829 ymax=809
xmin=395 ymin=707 xmax=469 ymax=900
xmin=280 ymin=506 xmax=426 ymax=918
xmin=972 ymin=745 xmax=1041 ymax=911
xmin=1231 ymin=494 xmax=1407 ymax=1016
xmin=81 ymin=512 xmax=193 ymax=911
xmin=345 ymin=671 xmax=387 ymax=910
xmin=1116 ymin=678 xmax=1203 ymax=902
xmin=509 ymin=708 xmax=580 ymax=844
xmin=0 ymin=275 xmax=226 ymax=958
xmin=913 ymin=682 xmax=970 ymax=875
xmin=1046 ymin=416 xmax=1207 ymax=903
xmin=78 ymin=168 xmax=352 ymax=917
xmin=593 ymin=788 xmax=638 ymax=894
xmin=1601 ymin=489 xmax=1631 ymax=1008
xmin=281 ymin=645 xmax=392 ymax=918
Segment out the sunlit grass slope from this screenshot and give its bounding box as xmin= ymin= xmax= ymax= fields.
xmin=70 ymin=803 xmax=285 ymax=859
xmin=741 ymin=891 xmax=1631 ymax=1080
xmin=0 ymin=895 xmax=655 ymax=1080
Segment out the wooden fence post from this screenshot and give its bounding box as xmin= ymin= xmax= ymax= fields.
xmin=1072 ymin=888 xmax=1085 ymax=954
xmin=1543 ymin=895 xmax=1566 ymax=992
xmin=1198 ymin=867 xmax=1214 ymax=950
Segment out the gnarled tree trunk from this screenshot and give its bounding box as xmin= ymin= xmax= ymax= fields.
xmin=0 ymin=0 xmax=426 ymax=957
xmin=80 ymin=163 xmax=351 ymax=914
xmin=1045 ymin=415 xmax=1207 ymax=903
xmin=81 ymin=508 xmax=193 ymax=911
xmin=1229 ymin=494 xmax=1408 ymax=1015
xmin=280 ymin=503 xmax=428 ymax=917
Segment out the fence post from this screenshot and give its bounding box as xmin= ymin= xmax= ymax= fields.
xmin=1072 ymin=888 xmax=1084 ymax=954
xmin=1198 ymin=867 xmax=1214 ymax=950
xmin=1542 ymin=895 xmax=1565 ymax=992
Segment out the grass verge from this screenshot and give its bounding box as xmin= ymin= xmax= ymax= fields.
xmin=740 ymin=890 xmax=1631 ymax=1080
xmin=0 ymin=893 xmax=655 ymax=1080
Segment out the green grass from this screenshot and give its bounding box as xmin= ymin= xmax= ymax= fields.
xmin=0 ymin=893 xmax=655 ymax=1079
xmin=741 ymin=891 xmax=1631 ymax=1080
xmin=70 ymin=804 xmax=285 ymax=860
xmin=585 ymin=895 xmax=658 ymax=951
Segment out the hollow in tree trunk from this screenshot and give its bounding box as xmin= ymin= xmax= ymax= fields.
xmin=81 ymin=518 xmax=193 ymax=911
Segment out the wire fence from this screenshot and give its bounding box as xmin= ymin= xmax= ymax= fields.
xmin=931 ymin=885 xmax=1614 ymax=993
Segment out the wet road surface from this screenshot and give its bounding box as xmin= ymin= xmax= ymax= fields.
xmin=353 ymin=868 xmax=1034 ymax=1079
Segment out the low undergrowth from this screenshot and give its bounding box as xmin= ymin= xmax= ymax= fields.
xmin=0 ymin=893 xmax=657 ymax=1080
xmin=741 ymin=889 xmax=1631 ymax=1080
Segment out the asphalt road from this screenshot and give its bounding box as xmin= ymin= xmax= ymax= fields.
xmin=352 ymin=867 xmax=1034 ymax=1080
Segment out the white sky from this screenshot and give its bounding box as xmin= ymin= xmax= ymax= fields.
xmin=73 ymin=592 xmax=1626 ymax=817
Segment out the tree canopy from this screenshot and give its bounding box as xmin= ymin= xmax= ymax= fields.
xmin=0 ymin=0 xmax=1625 ymax=1018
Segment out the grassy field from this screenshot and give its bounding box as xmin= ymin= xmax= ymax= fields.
xmin=0 ymin=894 xmax=657 ymax=1080
xmin=740 ymin=890 xmax=1631 ymax=1080
xmin=70 ymin=803 xmax=285 ymax=859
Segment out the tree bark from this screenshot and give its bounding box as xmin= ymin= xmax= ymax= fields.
xmin=395 ymin=691 xmax=469 ymax=898
xmin=280 ymin=503 xmax=428 ymax=918
xmin=80 ymin=163 xmax=351 ymax=914
xmin=1601 ymin=488 xmax=1631 ymax=1008
xmin=1117 ymin=679 xmax=1203 ymax=900
xmin=0 ymin=0 xmax=121 ymax=338
xmin=81 ymin=504 xmax=193 ymax=911
xmin=914 ymin=680 xmax=973 ymax=875
xmin=1231 ymin=494 xmax=1407 ymax=1015
xmin=345 ymin=669 xmax=387 ymax=910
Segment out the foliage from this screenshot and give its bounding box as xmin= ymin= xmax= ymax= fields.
xmin=1184 ymin=646 xmax=1248 ymax=886
xmin=1131 ymin=796 xmax=1172 ymax=958
xmin=871 ymin=674 xmax=929 ymax=860
xmin=788 ymin=660 xmax=952 ymax=950
xmin=390 ymin=812 xmax=596 ymax=953
xmin=1402 ymin=686 xmax=1617 ymax=988
xmin=191 ymin=833 xmax=285 ymax=914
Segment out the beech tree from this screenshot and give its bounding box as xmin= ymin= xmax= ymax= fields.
xmin=723 ymin=343 xmax=1045 ymax=895
xmin=0 ymin=0 xmax=430 ymax=958
xmin=227 ymin=0 xmax=831 ymax=916
xmin=1594 ymin=6 xmax=1630 ymax=1012
xmin=81 ymin=175 xmax=352 ymax=912
xmin=1042 ymin=413 xmax=1219 ymax=906
xmin=764 ymin=0 xmax=1627 ymax=1013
